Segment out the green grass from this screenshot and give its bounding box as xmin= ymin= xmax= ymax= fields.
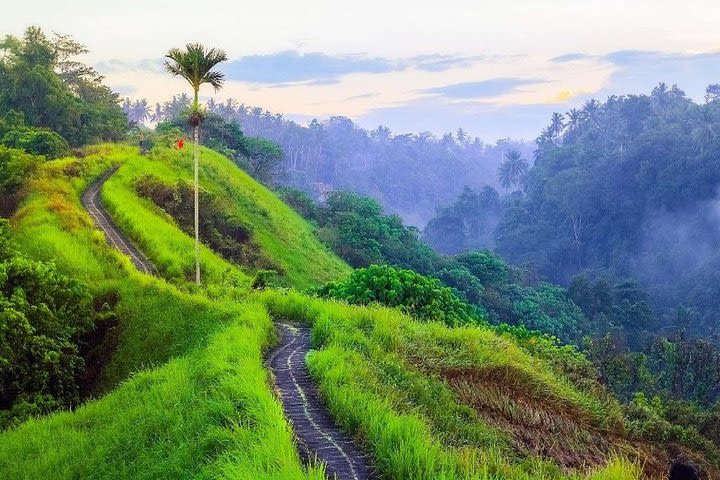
xmin=0 ymin=144 xmax=333 ymax=478
xmin=0 ymin=303 xmax=325 ymax=480
xmin=0 ymin=142 xmax=652 ymax=479
xmin=100 ymin=144 xmax=349 ymax=288
xmin=259 ymin=290 xmax=644 ymax=479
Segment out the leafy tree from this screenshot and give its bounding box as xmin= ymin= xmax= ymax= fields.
xmin=423 ymin=186 xmax=500 ymax=254
xmin=0 ymin=27 xmax=125 ymax=146
xmin=512 ymin=282 xmax=586 ymax=342
xmin=165 ymin=43 xmax=227 ymax=284
xmin=277 ymin=188 xmax=318 ymax=221
xmin=239 ymin=137 xmax=284 ymax=184
xmin=0 ymin=145 xmax=42 ymax=216
xmin=1 ymin=129 xmax=68 ymax=158
xmin=129 ymin=94 xmax=534 ymax=226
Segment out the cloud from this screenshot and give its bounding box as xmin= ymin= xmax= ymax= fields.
xmin=550 ymin=53 xmax=592 ymax=62
xmin=423 ymin=78 xmax=548 ymax=99
xmin=96 ymin=58 xmax=164 ymax=74
xmin=222 ymin=51 xmax=402 ymax=84
xmin=346 ymin=92 xmax=379 ymax=101
xmin=601 ymin=51 xmax=720 ymax=101
xmin=110 ymin=85 xmax=136 ymax=96
xmin=411 ymin=54 xmax=485 ymax=72
xmin=223 ymin=51 xmax=490 ymax=84
xmin=549 ymin=49 xmax=720 ymax=102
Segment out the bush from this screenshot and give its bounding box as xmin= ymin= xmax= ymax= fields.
xmin=1 ymin=129 xmax=69 ymax=159
xmin=315 ymin=264 xmax=481 ymax=326
xmin=0 ymin=220 xmax=94 ymax=428
xmin=276 ymin=188 xmax=318 ymax=221
xmin=0 ymin=145 xmax=42 ymax=216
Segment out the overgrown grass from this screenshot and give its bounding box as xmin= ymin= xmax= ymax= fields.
xmin=101 ymin=144 xmax=349 ymax=288
xmin=0 ymin=144 xmax=330 ymax=478
xmin=0 ymin=303 xmax=325 ymax=480
xmin=0 ymin=142 xmax=665 ymax=479
xmin=259 ymin=290 xmax=645 ymax=479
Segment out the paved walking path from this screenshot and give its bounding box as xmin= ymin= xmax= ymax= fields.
xmin=81 ymin=166 xmax=156 ymax=275
xmin=267 ymin=324 xmax=375 ymax=480
xmin=83 ymin=168 xmax=372 ymax=479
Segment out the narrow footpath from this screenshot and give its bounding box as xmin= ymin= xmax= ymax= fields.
xmin=81 ymin=166 xmax=156 ymax=275
xmin=267 ymin=324 xmax=375 ymax=480
xmin=82 ymin=168 xmax=373 ymax=479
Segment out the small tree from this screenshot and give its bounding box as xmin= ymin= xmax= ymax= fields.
xmin=165 ymin=43 xmax=227 ymax=284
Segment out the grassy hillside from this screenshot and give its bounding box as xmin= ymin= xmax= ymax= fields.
xmin=260 ymin=291 xmax=653 ymax=479
xmin=1 ymin=142 xmax=713 ymax=479
xmin=0 ymin=144 xmax=342 ymax=478
xmin=101 ymin=144 xmax=349 ymax=288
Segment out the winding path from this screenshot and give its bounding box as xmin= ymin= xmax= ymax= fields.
xmin=267 ymin=324 xmax=375 ymax=480
xmin=83 ymin=167 xmax=373 ymax=479
xmin=81 ymin=166 xmax=156 ymax=275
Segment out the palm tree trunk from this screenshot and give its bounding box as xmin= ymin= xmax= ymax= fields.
xmin=194 ymin=123 xmax=200 ymax=285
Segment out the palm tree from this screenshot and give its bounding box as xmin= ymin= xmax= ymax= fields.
xmin=165 ymin=43 xmax=227 ymax=285
xmin=566 ymin=108 xmax=582 ymax=133
xmin=549 ymin=112 xmax=565 ymax=138
xmin=130 ymin=99 xmax=150 ymax=124
xmin=497 ymin=149 xmax=529 ymax=189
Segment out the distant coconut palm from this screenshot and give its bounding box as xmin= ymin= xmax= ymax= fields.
xmin=497 ymin=149 xmax=528 ymax=189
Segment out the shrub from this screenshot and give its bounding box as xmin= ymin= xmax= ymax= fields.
xmin=0 ymin=221 xmax=94 ymax=428
xmin=0 ymin=145 xmax=42 ymax=216
xmin=315 ymin=264 xmax=480 ymax=326
xmin=1 ymin=129 xmax=69 ymax=159
xmin=276 ymin=188 xmax=318 ymax=221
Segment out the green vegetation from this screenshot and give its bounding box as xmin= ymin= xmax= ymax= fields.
xmin=0 ymin=27 xmax=717 ymax=476
xmin=134 ymin=173 xmax=277 ymax=272
xmin=261 ymin=290 xmax=655 ymax=479
xmin=0 ymin=220 xmax=94 ymax=429
xmin=99 ymin=144 xmax=349 ymax=288
xmin=0 ymin=27 xmax=126 ymax=147
xmin=0 ymin=144 xmax=332 ymax=479
xmin=0 ymin=111 xmax=69 ymax=158
xmin=292 ymin=189 xmax=585 ymax=342
xmin=158 ymin=113 xmax=285 ymax=185
xmin=0 ymin=302 xmax=326 ymax=480
xmin=315 ymin=264 xmax=480 ymax=326
xmin=0 ymin=144 xmax=42 ymax=215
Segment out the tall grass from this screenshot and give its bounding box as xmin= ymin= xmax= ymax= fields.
xmin=0 ymin=303 xmax=325 ymax=479
xmin=1 ymin=142 xmax=645 ymax=479
xmin=0 ymin=144 xmax=331 ymax=479
xmin=259 ymin=290 xmax=644 ymax=479
xmin=100 ymin=144 xmax=349 ymax=288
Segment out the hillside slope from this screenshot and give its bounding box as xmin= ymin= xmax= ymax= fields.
xmin=0 ymin=143 xmax=713 ymax=479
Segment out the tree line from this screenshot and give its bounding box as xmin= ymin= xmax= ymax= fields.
xmin=123 ymin=95 xmax=533 ymax=226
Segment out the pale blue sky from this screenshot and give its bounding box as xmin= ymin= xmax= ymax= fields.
xmin=3 ymin=0 xmax=720 ymax=140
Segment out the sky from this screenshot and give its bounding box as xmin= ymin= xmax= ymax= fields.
xmin=3 ymin=0 xmax=720 ymax=141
